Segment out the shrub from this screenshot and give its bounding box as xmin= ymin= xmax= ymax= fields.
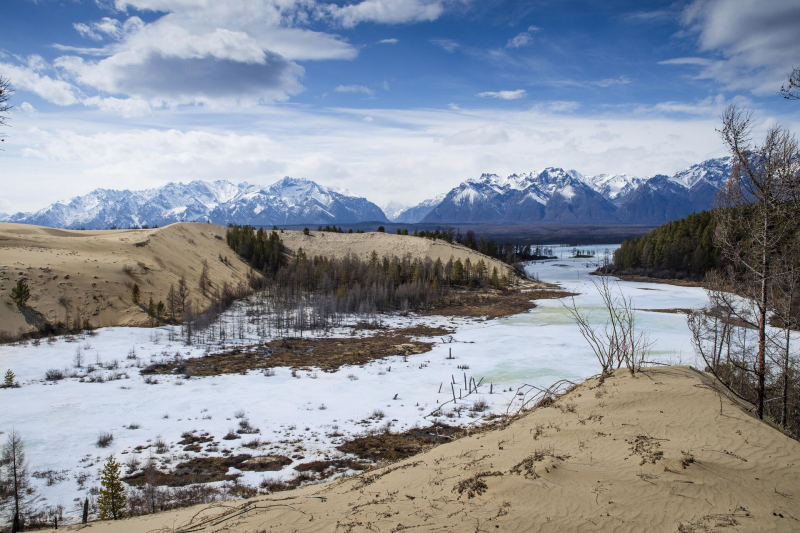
xmin=96 ymin=432 xmax=114 ymax=448
xmin=45 ymin=368 xmax=65 ymax=381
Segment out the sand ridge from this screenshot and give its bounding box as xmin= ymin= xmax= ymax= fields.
xmin=0 ymin=223 xmax=511 ymax=336
xmin=66 ymin=366 xmax=800 ymax=532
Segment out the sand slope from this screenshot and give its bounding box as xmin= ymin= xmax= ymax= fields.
xmin=0 ymin=222 xmax=252 ymax=333
xmin=0 ymin=224 xmax=510 ymax=335
xmin=279 ymin=229 xmax=511 ymax=275
xmin=74 ymin=366 xmax=800 ymax=532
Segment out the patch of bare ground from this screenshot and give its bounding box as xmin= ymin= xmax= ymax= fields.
xmin=337 ymin=424 xmax=462 ymax=461
xmin=293 ymin=458 xmax=371 ymax=477
xmin=645 ymin=308 xmax=695 ymax=315
xmin=143 ymin=326 xmax=451 ymax=376
xmin=124 ymin=454 xmax=292 ymax=487
xmin=419 ymin=284 xmax=576 ymax=319
xmin=594 ymin=271 xmax=706 ymax=288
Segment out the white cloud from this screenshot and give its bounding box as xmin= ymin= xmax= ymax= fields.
xmin=4 ymin=102 xmax=744 ymax=212
xmin=321 ymin=0 xmax=445 ymax=28
xmin=477 ymin=89 xmax=526 ymax=100
xmin=506 ymin=26 xmax=539 ymax=49
xmin=19 ymin=102 xmax=37 ymax=114
xmin=448 ymin=102 xmax=461 ymax=111
xmin=657 ymin=57 xmax=712 ymax=66
xmin=377 ymin=38 xmax=399 ymax=44
xmin=382 ymin=81 xmax=390 ymax=91
xmin=335 ymin=84 xmax=375 ymax=97
xmin=431 ymin=39 xmax=459 ymax=52
xmin=673 ymin=0 xmax=800 ymax=95
xmin=0 ymin=61 xmax=81 ymax=106
xmin=593 ymin=75 xmax=632 ymax=87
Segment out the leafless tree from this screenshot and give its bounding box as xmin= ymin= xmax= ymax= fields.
xmin=0 ymin=76 xmax=11 ymax=142
xmin=564 ymin=276 xmax=652 ymax=377
xmin=781 ymin=66 xmax=800 ymax=100
xmin=1 ymin=430 xmax=34 ymax=531
xmin=715 ymin=104 xmax=800 ymax=418
xmin=770 ymin=241 xmax=800 ymax=428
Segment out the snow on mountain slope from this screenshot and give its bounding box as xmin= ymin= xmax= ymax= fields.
xmin=8 ymin=178 xmax=387 ymax=229
xmin=3 ymin=158 xmax=734 ymax=229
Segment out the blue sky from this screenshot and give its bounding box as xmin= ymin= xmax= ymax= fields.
xmin=1 ymin=0 xmax=799 ymax=213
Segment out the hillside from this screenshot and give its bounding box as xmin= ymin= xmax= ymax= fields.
xmin=278 ymin=229 xmax=511 ymax=275
xmin=78 ymin=366 xmax=800 ymax=533
xmin=0 ymin=224 xmax=511 ymax=337
xmin=0 ymin=223 xmax=253 ymax=335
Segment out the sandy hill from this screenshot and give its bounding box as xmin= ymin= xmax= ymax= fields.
xmin=279 ymin=229 xmax=510 ymax=275
xmin=0 ymin=222 xmax=253 ymax=334
xmin=73 ymin=366 xmax=800 ymax=533
xmin=0 ymin=224 xmax=510 ymax=336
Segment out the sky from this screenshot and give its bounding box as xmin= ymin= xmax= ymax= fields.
xmin=1 ymin=0 xmax=800 ymax=214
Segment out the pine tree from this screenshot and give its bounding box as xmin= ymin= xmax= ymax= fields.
xmin=131 ymin=283 xmax=140 ymax=304
xmin=10 ymin=279 xmax=30 ymax=307
xmin=198 ymin=260 xmax=209 ymax=296
xmin=156 ymin=300 xmax=165 ymax=320
xmin=166 ymin=284 xmax=177 ymax=320
xmin=147 ymin=297 xmax=156 ymax=325
xmin=4 ymin=369 xmax=15 ymax=388
xmin=177 ymin=275 xmax=189 ymax=312
xmin=97 ymin=456 xmax=126 ymax=520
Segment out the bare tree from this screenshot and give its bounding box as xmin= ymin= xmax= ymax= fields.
xmin=564 ymin=276 xmax=652 ymax=377
xmin=781 ymin=66 xmax=800 ymax=100
xmin=715 ymin=105 xmax=800 ymax=418
xmin=771 ymin=242 xmax=800 ymax=428
xmin=0 ymin=76 xmax=11 ymax=142
xmin=1 ymin=430 xmax=34 ymax=531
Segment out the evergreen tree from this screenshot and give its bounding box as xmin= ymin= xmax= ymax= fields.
xmin=198 ymin=261 xmax=209 ymax=296
xmin=166 ymin=284 xmax=177 ymax=320
xmin=156 ymin=300 xmax=165 ymax=319
xmin=177 ymin=276 xmax=189 ymax=312
xmin=3 ymin=369 xmax=15 ymax=388
xmin=131 ymin=283 xmax=140 ymax=304
xmin=97 ymin=456 xmax=126 ymax=520
xmin=9 ymin=280 xmax=30 ymax=308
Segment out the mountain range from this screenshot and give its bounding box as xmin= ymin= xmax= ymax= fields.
xmin=3 ymin=158 xmax=732 ymax=229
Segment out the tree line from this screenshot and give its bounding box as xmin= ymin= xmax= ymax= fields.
xmin=605 ymin=210 xmax=721 ymax=280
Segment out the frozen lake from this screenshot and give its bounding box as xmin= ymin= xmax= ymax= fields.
xmin=0 ymin=244 xmax=711 ymax=517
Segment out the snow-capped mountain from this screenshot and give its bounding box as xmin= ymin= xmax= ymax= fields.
xmin=3 ymin=158 xmax=734 ymax=230
xmin=7 ymin=178 xmax=388 ymax=229
xmin=422 ymin=168 xmax=618 ymax=224
xmin=393 ymin=194 xmax=446 ymax=223
xmin=403 ymin=157 xmax=733 ymax=225
xmin=381 ymin=201 xmax=408 ymax=222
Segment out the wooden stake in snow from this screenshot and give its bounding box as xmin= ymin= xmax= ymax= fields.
xmin=451 ymin=382 xmax=456 ymax=404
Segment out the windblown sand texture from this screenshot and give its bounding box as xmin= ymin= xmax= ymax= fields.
xmin=73 ymin=366 xmax=800 ymax=533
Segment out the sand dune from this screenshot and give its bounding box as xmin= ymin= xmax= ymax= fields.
xmin=279 ymin=230 xmax=510 ymax=275
xmin=0 ymin=223 xmax=510 ymax=336
xmin=68 ymin=366 xmax=800 ymax=532
xmin=0 ymin=223 xmax=251 ymax=334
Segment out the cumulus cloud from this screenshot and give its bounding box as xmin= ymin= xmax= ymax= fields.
xmin=335 ymin=84 xmax=375 ymax=97
xmin=477 ymin=89 xmax=526 ymax=100
xmin=0 ymin=60 xmax=81 ymax=106
xmin=669 ymin=0 xmax=800 ymax=94
xmin=8 ymin=0 xmax=458 ymax=111
xmin=377 ymin=38 xmax=399 ymax=44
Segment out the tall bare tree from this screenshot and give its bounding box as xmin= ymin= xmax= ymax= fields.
xmin=0 ymin=76 xmax=11 ymax=143
xmin=715 ymin=105 xmax=800 ymax=418
xmin=1 ymin=430 xmax=33 ymax=532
